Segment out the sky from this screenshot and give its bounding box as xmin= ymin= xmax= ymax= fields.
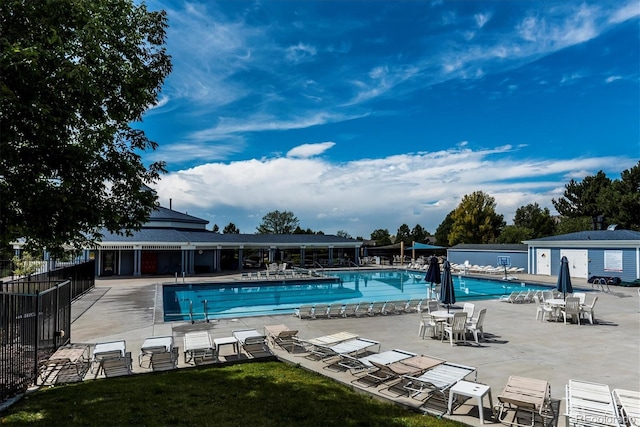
xmin=140 ymin=0 xmax=640 ymax=239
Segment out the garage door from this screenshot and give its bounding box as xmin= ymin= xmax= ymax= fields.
xmin=560 ymin=249 xmax=589 ymax=279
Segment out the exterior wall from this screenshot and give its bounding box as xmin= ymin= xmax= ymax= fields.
xmin=447 ymin=250 xmax=528 ymax=270
xmin=587 ymin=248 xmax=638 ymax=282
xmin=194 ymin=250 xmax=216 ymax=273
xmin=532 ymin=247 xmax=639 ymax=283
xmin=119 ymin=251 xmax=135 ymax=276
xmin=157 ymin=250 xmax=182 ymax=275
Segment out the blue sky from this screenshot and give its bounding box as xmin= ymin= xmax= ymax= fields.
xmin=141 ymin=0 xmax=639 ymax=238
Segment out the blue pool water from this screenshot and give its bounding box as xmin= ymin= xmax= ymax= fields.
xmin=162 ymin=270 xmax=556 ymax=321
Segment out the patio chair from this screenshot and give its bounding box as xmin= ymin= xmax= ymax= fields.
xmin=534 ymin=295 xmax=555 ymax=322
xmin=462 ymin=302 xmax=475 ymax=319
xmin=495 ymin=375 xmax=554 ymax=427
xmin=580 ymin=296 xmax=598 ymax=325
xmin=404 ymin=299 xmax=422 ymax=313
xmin=573 ymin=292 xmax=587 ymax=305
xmin=465 ymin=308 xmax=486 ymax=344
xmin=565 ymin=379 xmax=622 ymax=427
xmin=102 ymin=352 xmax=133 ymax=378
xmin=442 ymin=312 xmax=468 ymax=346
xmin=424 ymin=300 xmax=439 ymax=313
xmin=418 ymin=312 xmax=437 ymax=339
xmin=612 ymin=388 xmax=640 ymax=427
xmin=561 ymin=297 xmax=581 ymax=325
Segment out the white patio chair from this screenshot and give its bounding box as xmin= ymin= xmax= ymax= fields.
xmin=534 ymin=295 xmax=555 ymax=322
xmin=580 ymin=296 xmax=598 ymax=325
xmin=465 ymin=308 xmax=486 ymax=344
xmin=561 ymin=297 xmax=581 ymax=325
xmin=442 ymin=312 xmax=468 ymax=346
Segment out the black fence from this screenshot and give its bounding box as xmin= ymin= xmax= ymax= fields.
xmin=0 ymin=260 xmax=95 ymax=402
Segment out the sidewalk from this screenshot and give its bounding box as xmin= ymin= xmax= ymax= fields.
xmin=70 ymin=272 xmax=640 ymax=426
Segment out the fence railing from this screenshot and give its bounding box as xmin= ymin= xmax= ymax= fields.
xmin=0 ymin=260 xmax=95 ymax=403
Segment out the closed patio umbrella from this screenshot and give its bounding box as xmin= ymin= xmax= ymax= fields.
xmin=557 ymin=256 xmax=573 ymax=300
xmin=440 ymin=260 xmax=456 ymax=312
xmin=424 ymin=256 xmax=441 ymax=300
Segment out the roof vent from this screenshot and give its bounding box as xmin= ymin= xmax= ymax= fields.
xmin=607 ymin=224 xmax=619 ymax=231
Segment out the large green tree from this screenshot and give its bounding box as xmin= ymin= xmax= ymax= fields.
xmin=448 ymin=191 xmax=505 ymax=245
xmin=0 ymin=0 xmax=172 ymax=256
xmin=395 ymin=224 xmax=411 ymax=245
xmin=370 ymin=229 xmax=392 ymax=246
xmin=410 ymin=224 xmax=429 ymax=244
xmin=223 ymin=223 xmax=240 ymax=234
xmin=434 ymin=211 xmax=454 ymax=246
xmin=552 ymin=171 xmax=612 ymax=221
xmin=256 ymin=210 xmax=299 ymax=234
xmin=513 ymin=203 xmax=556 ymax=238
xmin=598 ymin=162 xmax=640 ymax=231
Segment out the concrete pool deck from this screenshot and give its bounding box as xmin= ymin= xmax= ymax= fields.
xmin=70 ymin=270 xmax=640 ymax=426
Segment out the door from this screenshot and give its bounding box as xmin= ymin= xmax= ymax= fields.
xmin=536 ymin=249 xmax=551 ymax=275
xmin=560 ymin=249 xmax=589 ymax=279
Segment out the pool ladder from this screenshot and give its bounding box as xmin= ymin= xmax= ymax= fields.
xmin=188 ymin=299 xmax=210 ymax=324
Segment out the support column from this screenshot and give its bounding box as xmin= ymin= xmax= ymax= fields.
xmin=328 ymin=246 xmax=334 ymax=267
xmin=238 ymin=247 xmax=244 ymax=271
xmin=300 ymin=246 xmax=306 ymax=268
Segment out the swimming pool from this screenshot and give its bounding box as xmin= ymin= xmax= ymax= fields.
xmin=162 ymin=269 xmax=557 ymax=321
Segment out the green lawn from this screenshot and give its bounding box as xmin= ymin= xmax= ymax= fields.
xmin=0 ymin=361 xmax=465 ymax=427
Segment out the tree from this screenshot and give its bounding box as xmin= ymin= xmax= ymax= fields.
xmin=256 ymin=210 xmax=299 ymax=234
xmin=370 ymin=229 xmax=392 ymax=246
xmin=336 ymin=230 xmax=352 ymax=239
xmin=410 ymin=224 xmax=429 ymax=245
xmin=395 ymin=224 xmax=411 ymax=245
xmin=0 ymin=0 xmax=172 ymax=257
xmin=212 ymin=224 xmax=220 ymax=233
xmin=513 ymin=203 xmax=556 ymax=238
xmin=552 ymin=171 xmax=612 ymax=220
xmin=497 ymin=226 xmax=533 ymax=243
xmin=555 ymin=217 xmax=594 ymax=234
xmin=223 ymin=223 xmax=239 ymax=234
xmin=598 ymin=162 xmax=640 ymax=231
xmin=434 ymin=211 xmax=455 ymax=246
xmin=448 ymin=191 xmax=505 ymax=245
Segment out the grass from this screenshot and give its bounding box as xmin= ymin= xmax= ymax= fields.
xmin=0 ymin=361 xmax=465 ymax=427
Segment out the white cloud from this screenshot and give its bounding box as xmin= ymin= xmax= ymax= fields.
xmin=605 ymin=75 xmax=622 ymax=83
xmin=475 ymin=12 xmax=492 ymax=28
xmin=153 ymin=146 xmax=637 ymax=237
xmin=608 ymin=2 xmax=640 ymax=23
xmin=287 ymin=142 xmax=336 ymax=158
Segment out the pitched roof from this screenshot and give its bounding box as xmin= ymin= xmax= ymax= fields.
xmin=448 ymin=243 xmax=528 ymax=252
xmin=525 ymin=229 xmax=640 ymax=242
xmin=149 ymin=206 xmax=208 ymax=225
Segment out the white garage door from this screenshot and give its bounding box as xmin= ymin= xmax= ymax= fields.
xmin=560 ymin=250 xmax=589 ymax=279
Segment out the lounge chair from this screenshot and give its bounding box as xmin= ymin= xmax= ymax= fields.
xmin=612 ymin=388 xmax=640 ymax=427
xmin=293 ymin=304 xmax=314 ymax=319
xmin=341 ymin=302 xmax=359 ymax=317
xmin=139 ymin=336 xmax=174 ymax=368
xmin=382 ymin=301 xmax=399 ymax=315
xmin=327 ymin=303 xmax=344 ymax=319
xmin=294 ymin=331 xmax=359 ymax=353
xmin=382 ymin=362 xmax=477 ymax=408
xmin=264 ymin=324 xmax=299 ymax=352
xmin=495 ymin=375 xmax=554 ymax=427
xmin=101 ymin=352 xmax=133 ymax=378
xmin=151 ymin=347 xmax=178 ymax=371
xmin=91 ymin=340 xmax=126 ymax=374
xmin=500 ymin=291 xmax=524 ymax=303
xmin=368 ymin=301 xmax=385 ymax=316
xmin=354 ymin=302 xmax=371 ymax=317
xmin=565 ymin=379 xmax=622 ymax=427
xmin=307 ymin=337 xmax=380 ymax=362
xmin=232 ymin=329 xmax=272 ymax=358
xmin=404 ymin=299 xmax=422 ymax=313
xmin=183 ymin=331 xmax=214 ymax=364
xmin=352 ymin=354 xmax=445 ymax=388
xmin=312 ymin=303 xmax=330 ymax=319
xmin=333 ymin=349 xmax=416 ymax=374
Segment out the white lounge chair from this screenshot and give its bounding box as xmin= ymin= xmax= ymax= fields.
xmin=307 ymin=337 xmax=380 ymax=362
xmin=101 ymin=352 xmax=133 ymax=378
xmin=293 ymin=304 xmax=314 ymax=319
xmin=565 ymin=379 xmax=622 ymax=427
xmin=333 ymin=348 xmax=416 ymax=374
xmin=312 ymin=303 xmax=330 ymax=319
xmin=340 ymin=302 xmax=359 ymax=317
xmin=183 ymin=331 xmax=214 ymax=364
xmin=612 ymin=388 xmax=640 ymax=427
xmin=352 ymin=354 xmax=445 ymax=388
xmin=264 ymin=324 xmax=299 ymax=352
xmin=327 ymin=303 xmax=344 ymax=318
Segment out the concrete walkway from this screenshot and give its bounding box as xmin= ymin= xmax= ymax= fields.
xmin=70 ymin=271 xmax=640 ymax=426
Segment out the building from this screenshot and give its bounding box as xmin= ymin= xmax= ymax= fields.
xmin=446 ymin=244 xmax=528 ymax=271
xmin=88 ymin=207 xmax=363 ymax=276
xmin=523 ymin=229 xmax=640 ymax=283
